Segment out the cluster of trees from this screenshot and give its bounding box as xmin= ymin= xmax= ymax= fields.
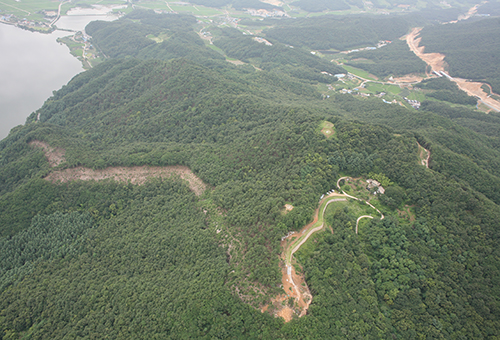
xmin=212 ymin=27 xmax=343 ymax=80
xmin=86 ymin=10 xmax=225 ymax=66
xmin=0 ymin=180 xmax=284 ymax=339
xmin=415 ymin=77 xmax=477 ymax=106
xmin=1 ymin=9 xmax=500 ymax=339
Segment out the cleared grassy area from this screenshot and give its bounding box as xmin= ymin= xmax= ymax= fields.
xmin=319 ymin=120 xmax=335 ymax=139
xmin=0 ymin=0 xmax=57 ymax=14
xmin=406 ymin=91 xmax=427 ymax=102
xmin=207 ymin=44 xmax=225 ymax=55
xmin=169 ymin=4 xmax=198 ymax=13
xmin=147 ymin=32 xmax=170 ymax=43
xmin=193 ymin=6 xmax=224 ymax=16
xmin=365 ymin=82 xmax=401 ymax=95
xmin=342 ymin=64 xmax=378 ymax=80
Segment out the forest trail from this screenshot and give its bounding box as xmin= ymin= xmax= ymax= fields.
xmin=356 ymin=215 xmax=373 ymax=234
xmin=30 ymin=140 xmax=206 ymax=196
xmin=417 ymin=142 xmax=430 ymax=168
xmin=272 ymin=177 xmax=384 ymax=321
xmin=337 ymin=176 xmax=384 ymax=220
xmin=274 ymin=194 xmax=346 ymax=321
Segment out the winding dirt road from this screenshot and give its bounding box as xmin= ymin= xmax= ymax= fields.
xmin=274 ymin=177 xmax=385 ymax=321
xmin=356 ymin=215 xmax=373 ymax=234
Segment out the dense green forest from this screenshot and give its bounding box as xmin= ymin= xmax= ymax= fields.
xmin=347 ymin=40 xmax=427 ymax=78
xmin=264 ymin=15 xmax=412 ymax=50
xmin=1 ymin=9 xmax=500 ymax=339
xmin=420 ymin=17 xmax=500 ymax=93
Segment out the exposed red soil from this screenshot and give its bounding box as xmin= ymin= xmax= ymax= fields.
xmin=406 ymin=27 xmax=500 ymax=112
xmin=267 ymin=193 xmax=345 ymax=321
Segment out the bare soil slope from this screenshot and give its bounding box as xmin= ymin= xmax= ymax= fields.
xmin=28 ymin=140 xmax=66 ymax=167
xmin=45 ymin=165 xmax=206 ymax=196
xmin=30 ymin=140 xmax=206 ymax=196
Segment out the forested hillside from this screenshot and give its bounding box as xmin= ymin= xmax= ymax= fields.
xmin=264 ymin=15 xmax=412 ymax=50
xmin=420 ymin=17 xmax=500 ymax=93
xmin=1 ymin=9 xmax=500 ymax=339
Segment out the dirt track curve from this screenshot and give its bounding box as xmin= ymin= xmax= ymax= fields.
xmin=30 ymin=140 xmax=206 ymax=196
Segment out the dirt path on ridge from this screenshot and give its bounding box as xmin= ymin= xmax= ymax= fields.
xmin=417 ymin=142 xmax=430 ymax=168
xmin=30 ymin=140 xmax=206 ymax=196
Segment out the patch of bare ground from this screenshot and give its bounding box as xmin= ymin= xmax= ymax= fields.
xmin=29 ymin=140 xmax=66 ymax=167
xmin=264 ymin=262 xmax=311 ymax=322
xmin=453 ymin=78 xmax=500 ymax=112
xmin=398 ymin=205 xmax=416 ymax=222
xmin=45 ymin=165 xmax=206 ymax=196
xmin=282 ymin=204 xmax=294 ymax=215
xmin=260 ymin=0 xmax=283 ymax=6
xmin=31 ymin=140 xmax=206 ymax=196
xmin=267 ymin=193 xmax=346 ymax=321
xmin=417 ymin=142 xmax=430 ymax=168
xmin=406 ymin=27 xmax=447 ymax=75
xmin=391 ymin=74 xmax=423 ymax=84
xmin=226 ymin=59 xmax=246 ymax=65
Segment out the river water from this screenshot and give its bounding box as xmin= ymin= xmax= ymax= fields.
xmin=0 ymin=8 xmax=120 ymax=140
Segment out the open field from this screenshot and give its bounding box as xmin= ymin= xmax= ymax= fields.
xmin=342 ymin=65 xmax=378 ymax=81
xmin=366 ymin=83 xmax=401 ymax=95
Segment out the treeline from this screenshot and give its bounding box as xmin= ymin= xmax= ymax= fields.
xmin=347 ymin=40 xmax=427 ymax=78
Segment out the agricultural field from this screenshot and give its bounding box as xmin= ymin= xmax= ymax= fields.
xmin=341 ymin=65 xmax=378 ymax=81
